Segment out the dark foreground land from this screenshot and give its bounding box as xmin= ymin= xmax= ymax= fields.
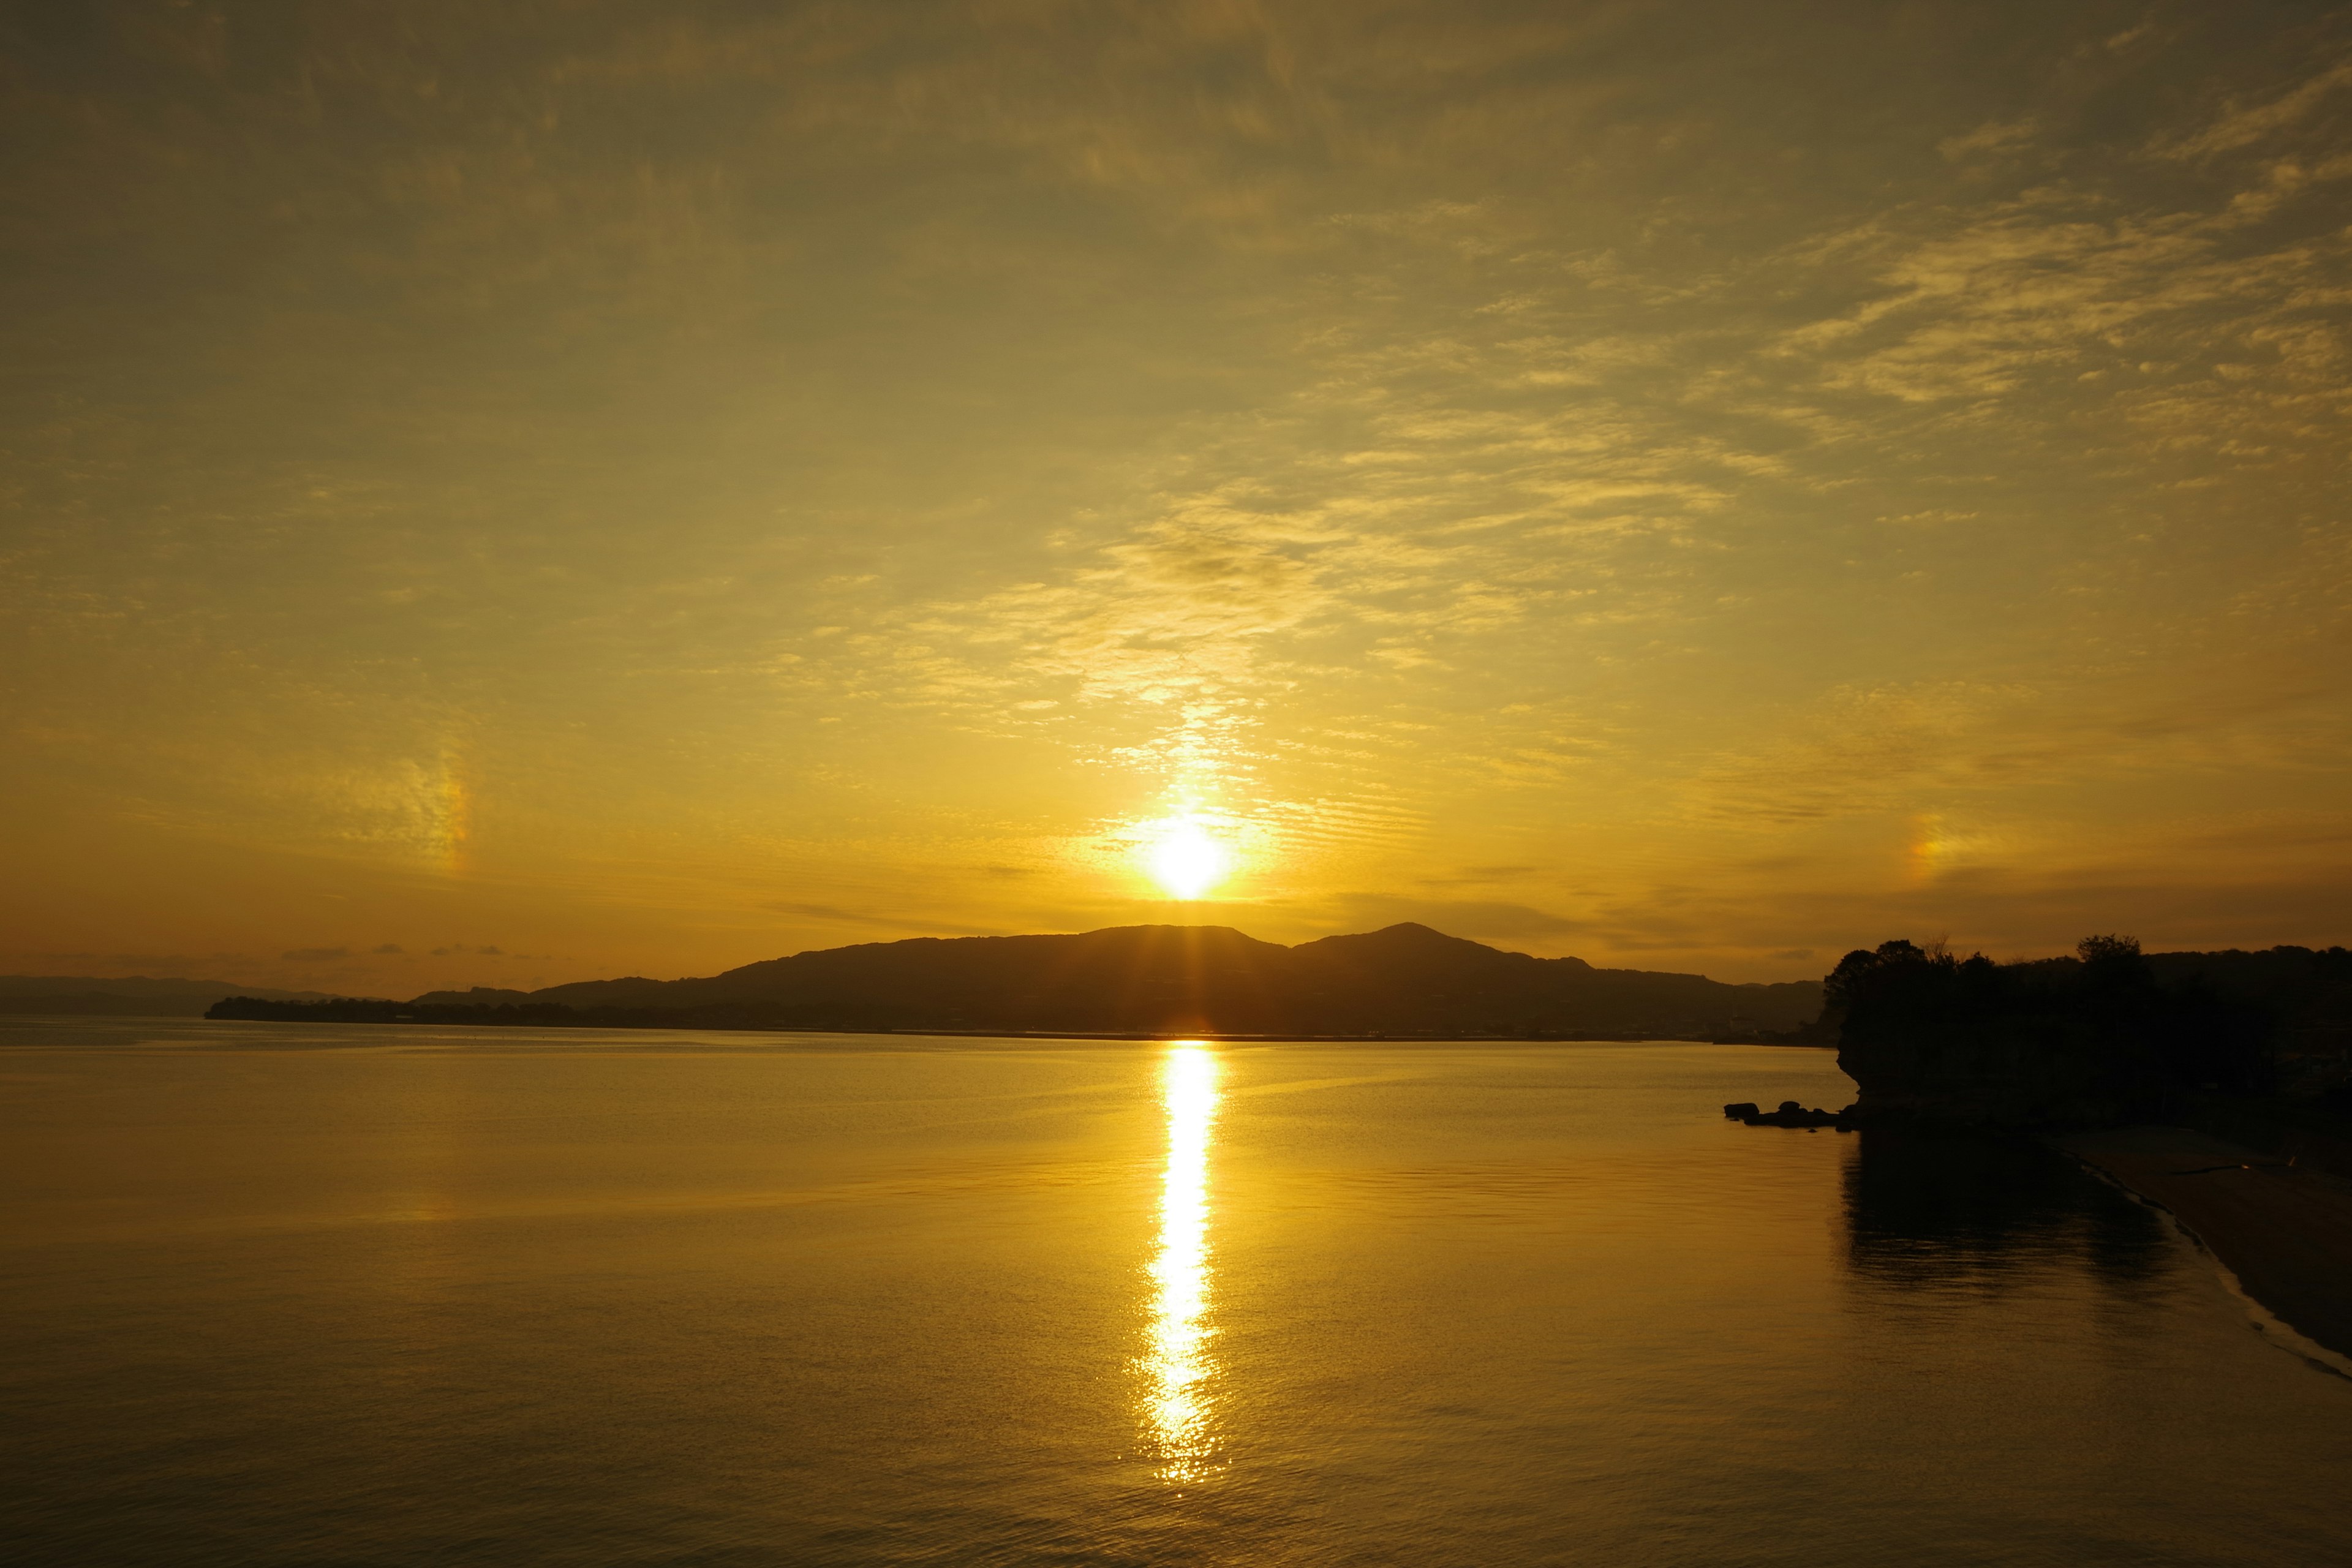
xmin=1815 ymin=934 xmax=2352 ymax=1360
xmin=2059 ymin=1125 xmax=2352 ymax=1364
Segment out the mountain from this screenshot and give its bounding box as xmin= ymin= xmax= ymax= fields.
xmin=415 ymin=922 xmax=1822 ymax=1037
xmin=0 ymin=975 xmax=333 ymax=1016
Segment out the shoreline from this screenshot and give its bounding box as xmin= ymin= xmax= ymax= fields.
xmin=2056 ymin=1125 xmax=2352 ymax=1368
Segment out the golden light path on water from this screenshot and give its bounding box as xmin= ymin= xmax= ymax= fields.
xmin=1142 ymin=1042 xmax=1221 ymax=1484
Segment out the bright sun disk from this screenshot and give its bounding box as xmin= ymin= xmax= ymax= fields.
xmin=1145 ymin=818 xmax=1231 ymax=900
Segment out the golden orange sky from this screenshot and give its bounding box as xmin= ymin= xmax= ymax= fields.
xmin=4 ymin=1 xmax=2348 ymax=992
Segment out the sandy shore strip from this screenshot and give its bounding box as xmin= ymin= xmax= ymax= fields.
xmin=2056 ymin=1125 xmax=2352 ymax=1366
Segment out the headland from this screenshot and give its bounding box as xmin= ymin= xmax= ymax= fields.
xmin=1817 ymin=935 xmax=2352 ymax=1357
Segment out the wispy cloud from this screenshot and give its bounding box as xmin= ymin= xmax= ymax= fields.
xmin=4 ymin=3 xmax=2348 ymax=982
xmin=764 ymin=902 xmax=998 ymax=937
xmin=2156 ymin=57 xmax=2352 ymax=160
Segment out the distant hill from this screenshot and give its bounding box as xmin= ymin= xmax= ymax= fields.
xmin=518 ymin=922 xmax=1821 ymax=1036
xmin=212 ymin=923 xmax=1822 ymax=1037
xmin=408 ymin=987 xmax=535 ymax=1007
xmin=0 ymin=975 xmax=333 ymax=1016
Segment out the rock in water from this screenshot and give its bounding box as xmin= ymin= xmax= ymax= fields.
xmin=1724 ymin=1099 xmax=1847 ymax=1129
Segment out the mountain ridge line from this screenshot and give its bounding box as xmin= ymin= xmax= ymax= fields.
xmin=217 ymin=921 xmax=1826 ymax=1038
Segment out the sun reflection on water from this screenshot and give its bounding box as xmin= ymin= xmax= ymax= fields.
xmin=1142 ymin=1042 xmax=1221 ymax=1484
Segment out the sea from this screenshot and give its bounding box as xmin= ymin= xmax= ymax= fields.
xmin=4 ymin=1017 xmax=2348 ymax=1567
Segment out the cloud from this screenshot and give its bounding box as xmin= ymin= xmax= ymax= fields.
xmin=281 ymin=947 xmax=351 ymax=962
xmin=371 ymin=943 xmax=404 ymax=954
xmin=766 ymin=902 xmax=996 ymax=937
xmin=1766 ymin=156 xmax=2352 ymax=418
xmin=1692 ymin=672 xmax=2350 ymax=828
xmin=1705 ymin=865 xmax=2352 ymax=967
xmin=1322 ymin=894 xmax=1591 ymax=943
xmin=23 ymin=951 xmax=256 ymax=976
xmin=2158 ymin=58 xmax=2352 ymax=160
xmin=1417 ymin=865 xmax=1543 ymax=887
xmin=1937 ymin=118 xmax=2038 ymax=162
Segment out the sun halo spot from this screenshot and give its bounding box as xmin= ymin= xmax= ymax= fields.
xmin=1144 ymin=817 xmax=1232 ymax=901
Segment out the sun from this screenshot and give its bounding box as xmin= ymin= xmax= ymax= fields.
xmin=1144 ymin=816 xmax=1232 ymax=901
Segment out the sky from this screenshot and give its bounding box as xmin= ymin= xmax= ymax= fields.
xmin=4 ymin=0 xmax=2349 ymax=993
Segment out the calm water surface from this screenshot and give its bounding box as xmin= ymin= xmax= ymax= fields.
xmin=4 ymin=1019 xmax=2348 ymax=1566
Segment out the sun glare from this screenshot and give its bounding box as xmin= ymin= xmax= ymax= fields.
xmin=1144 ymin=816 xmax=1231 ymax=901
xmin=1141 ymin=1042 xmax=1220 ymax=1483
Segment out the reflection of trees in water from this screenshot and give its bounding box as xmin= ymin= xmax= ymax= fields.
xmin=1842 ymin=1129 xmax=2173 ymax=1290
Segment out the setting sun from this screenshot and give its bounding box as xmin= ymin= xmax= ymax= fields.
xmin=1144 ymin=817 xmax=1232 ymax=901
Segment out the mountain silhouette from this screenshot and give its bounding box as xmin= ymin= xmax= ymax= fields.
xmin=358 ymin=922 xmax=1822 ymax=1037
xmin=0 ymin=975 xmax=331 ymax=1016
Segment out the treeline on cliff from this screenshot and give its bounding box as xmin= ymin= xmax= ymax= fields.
xmin=1830 ymin=935 xmax=2352 ymax=1128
